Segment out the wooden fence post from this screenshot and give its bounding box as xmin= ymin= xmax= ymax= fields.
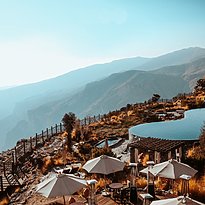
xmin=0 ymin=176 xmax=3 ymax=192
xmin=42 ymin=130 xmax=44 ymax=144
xmin=55 ymin=124 xmax=58 ymax=134
xmin=11 ymin=153 xmax=14 ymax=173
xmin=23 ymin=140 xmax=26 ymax=155
xmin=12 ymin=152 xmax=14 ymax=164
xmin=60 ymin=123 xmax=62 ymax=133
xmin=35 ymin=133 xmax=38 ymax=147
xmin=30 ymin=137 xmax=32 ymax=152
xmin=51 ymin=126 xmax=53 ymax=136
xmin=15 ymin=147 xmax=17 ymax=163
xmin=3 ymin=161 xmax=6 ymax=176
xmin=45 ymin=128 xmax=48 ymax=139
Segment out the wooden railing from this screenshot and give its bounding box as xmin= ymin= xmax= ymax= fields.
xmin=79 ymin=114 xmax=103 ymax=126
xmin=0 ymin=123 xmax=64 ymax=185
xmin=0 ymin=114 xmax=105 ymax=191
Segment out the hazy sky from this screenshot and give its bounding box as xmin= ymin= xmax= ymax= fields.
xmin=0 ymin=0 xmax=205 ymax=87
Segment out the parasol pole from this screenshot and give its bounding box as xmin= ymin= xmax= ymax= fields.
xmin=63 ymin=195 xmax=65 ymax=205
xmin=104 ymin=174 xmax=107 ymax=192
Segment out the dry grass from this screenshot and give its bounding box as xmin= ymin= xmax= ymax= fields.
xmin=142 ymin=154 xmax=149 ymax=166
xmin=136 ymin=177 xmax=147 ymax=188
xmin=41 ymin=156 xmax=52 ymax=173
xmin=155 ymin=177 xmax=168 ymax=190
xmin=181 ymin=176 xmax=205 ymax=202
xmin=154 ymin=175 xmax=205 ymax=203
xmin=0 ymin=197 xmax=9 ymax=205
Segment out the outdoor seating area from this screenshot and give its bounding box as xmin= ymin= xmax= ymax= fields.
xmin=35 ymin=155 xmax=201 ymax=205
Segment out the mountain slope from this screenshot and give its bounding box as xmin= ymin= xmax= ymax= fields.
xmin=1 ymin=47 xmax=205 ymax=151
xmin=136 ymin=47 xmax=205 ymax=71
xmin=0 ymin=57 xmax=149 ymax=150
xmin=6 ymin=57 xmax=205 ymax=149
xmin=152 ymin=57 xmax=205 ymax=89
xmin=4 ymin=69 xmax=189 ymax=149
xmin=72 ymin=71 xmax=189 ymax=116
xmin=1 ymin=47 xmax=205 ymax=120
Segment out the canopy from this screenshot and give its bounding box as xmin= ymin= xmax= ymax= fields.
xmin=82 ymin=155 xmax=125 ymax=175
xmin=140 ymin=159 xmax=197 ymax=179
xmin=151 ymin=196 xmax=203 ymax=205
xmin=36 ymin=172 xmax=87 ymax=204
xmin=150 ymin=197 xmax=181 ymax=205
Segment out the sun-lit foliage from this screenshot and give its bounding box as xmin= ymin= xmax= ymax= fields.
xmin=136 ymin=177 xmax=147 ymax=188
xmin=0 ymin=197 xmax=9 ymax=205
xmin=142 ymin=154 xmax=149 ymax=166
xmin=177 ymin=176 xmax=205 ymax=203
xmin=41 ymin=156 xmax=52 ymax=174
xmin=187 ymin=123 xmax=205 ymax=160
xmin=194 ymin=78 xmax=205 ymax=92
xmin=91 ymin=147 xmax=115 ymax=159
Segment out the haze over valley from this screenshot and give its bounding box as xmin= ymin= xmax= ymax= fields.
xmin=0 ymin=47 xmax=205 ymax=151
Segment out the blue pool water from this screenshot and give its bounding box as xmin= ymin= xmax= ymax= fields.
xmin=129 ymin=108 xmax=205 ymax=140
xmin=96 ymin=139 xmax=120 ymax=148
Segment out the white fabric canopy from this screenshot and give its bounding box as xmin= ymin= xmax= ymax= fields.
xmin=150 ymin=197 xmax=181 ymax=205
xmin=36 ymin=173 xmax=87 ymax=204
xmin=151 ymin=196 xmax=203 ymax=205
xmin=140 ymin=159 xmax=197 ymax=179
xmin=82 ymin=155 xmax=125 ymax=175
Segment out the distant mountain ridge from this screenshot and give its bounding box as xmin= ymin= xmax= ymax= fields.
xmin=1 ymin=47 xmax=205 ymax=151
xmin=0 ymin=56 xmax=149 ymax=120
xmin=136 ymin=47 xmax=205 ymax=71
xmin=152 ymin=57 xmax=205 ymax=88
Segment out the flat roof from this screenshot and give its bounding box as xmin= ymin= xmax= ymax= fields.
xmin=128 ymin=137 xmax=184 ymax=152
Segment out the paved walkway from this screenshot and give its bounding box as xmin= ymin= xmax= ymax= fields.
xmin=41 ymin=194 xmax=118 ymax=205
xmin=96 ymin=194 xmax=118 ymax=205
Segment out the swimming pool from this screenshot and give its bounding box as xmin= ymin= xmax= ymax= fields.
xmin=96 ymin=138 xmax=122 ymax=148
xmin=129 ymin=108 xmax=205 ymax=140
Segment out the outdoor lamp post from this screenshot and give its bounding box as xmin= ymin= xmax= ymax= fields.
xmin=129 ymin=163 xmax=138 ymax=204
xmin=87 ymin=179 xmax=97 ymax=205
xmin=180 ymin=174 xmax=191 ymax=197
xmin=129 ymin=163 xmax=138 ymax=186
xmin=147 ymin=161 xmax=155 ymax=198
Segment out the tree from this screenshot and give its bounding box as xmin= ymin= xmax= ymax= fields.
xmin=62 ymin=112 xmax=76 ymax=151
xmin=194 ymin=78 xmax=205 ymax=92
xmin=151 ymin=93 xmax=161 ymax=103
xmin=199 ymin=123 xmax=205 ymax=158
xmin=189 ymin=123 xmax=205 ymax=160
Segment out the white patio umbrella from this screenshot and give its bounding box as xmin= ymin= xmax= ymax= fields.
xmin=140 ymin=159 xmax=197 ymax=179
xmin=82 ymin=155 xmax=125 ymax=175
xmin=83 ymin=155 xmax=125 ymax=193
xmin=150 ymin=196 xmax=186 ymax=205
xmin=36 ymin=172 xmax=87 ymax=204
xmin=150 ymin=196 xmax=203 ymax=205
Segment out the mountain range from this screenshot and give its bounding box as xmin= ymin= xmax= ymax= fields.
xmin=1 ymin=47 xmax=205 ymax=151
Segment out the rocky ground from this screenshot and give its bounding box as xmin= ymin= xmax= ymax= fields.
xmin=3 ymin=131 xmax=130 ymax=205
xmin=5 ymin=135 xmax=67 ymax=204
xmin=2 ymin=96 xmax=203 ymax=205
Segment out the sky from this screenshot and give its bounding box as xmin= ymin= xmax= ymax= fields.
xmin=0 ymin=0 xmax=205 ymax=87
